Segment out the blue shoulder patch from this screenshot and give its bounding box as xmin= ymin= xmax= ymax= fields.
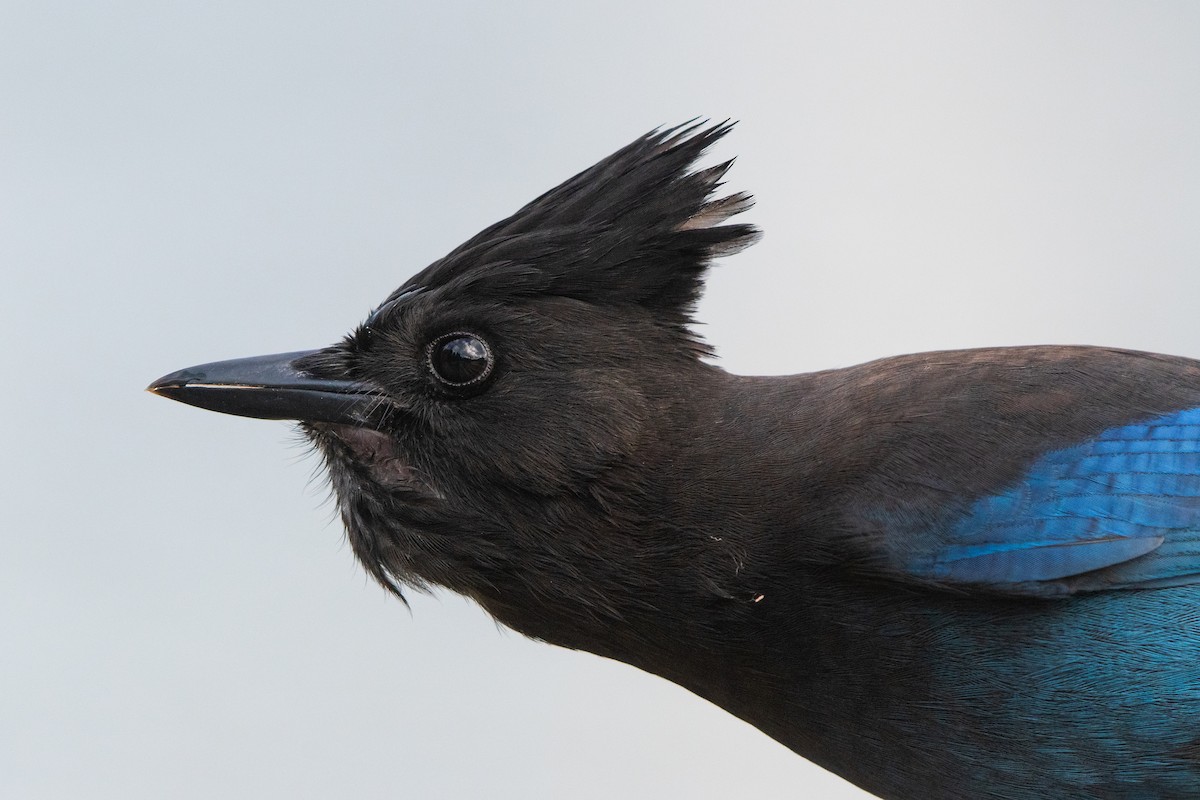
xmin=910 ymin=407 xmax=1200 ymax=595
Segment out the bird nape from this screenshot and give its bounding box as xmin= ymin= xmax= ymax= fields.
xmin=149 ymin=122 xmax=1200 ymax=800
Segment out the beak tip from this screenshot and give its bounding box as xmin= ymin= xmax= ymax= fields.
xmin=146 ymin=370 xmax=188 ymax=396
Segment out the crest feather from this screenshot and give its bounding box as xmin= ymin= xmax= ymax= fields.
xmin=393 ymin=121 xmax=760 ymax=324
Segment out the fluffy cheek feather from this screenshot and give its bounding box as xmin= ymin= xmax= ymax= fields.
xmin=308 ymin=423 xmax=435 ymax=495
xmin=425 ymin=369 xmax=652 ymax=497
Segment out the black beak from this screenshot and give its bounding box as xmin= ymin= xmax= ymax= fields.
xmin=147 ymin=350 xmax=384 ymax=426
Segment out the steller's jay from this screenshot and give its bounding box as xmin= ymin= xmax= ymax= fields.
xmin=149 ymin=122 xmax=1200 ymax=799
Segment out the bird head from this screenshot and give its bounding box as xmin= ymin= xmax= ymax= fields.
xmin=150 ymin=122 xmax=759 ymax=652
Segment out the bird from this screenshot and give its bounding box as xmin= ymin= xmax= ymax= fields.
xmin=149 ymin=121 xmax=1200 ymax=800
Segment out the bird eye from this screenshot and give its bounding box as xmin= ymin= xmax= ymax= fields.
xmin=428 ymin=332 xmax=494 ymax=388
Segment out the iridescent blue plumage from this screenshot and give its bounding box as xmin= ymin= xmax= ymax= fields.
xmin=906 ymin=407 xmax=1200 ymax=594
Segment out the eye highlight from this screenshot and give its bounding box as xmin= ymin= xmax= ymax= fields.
xmin=427 ymin=332 xmax=494 ymax=388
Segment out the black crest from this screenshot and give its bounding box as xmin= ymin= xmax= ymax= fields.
xmin=384 ymin=121 xmax=760 ymax=331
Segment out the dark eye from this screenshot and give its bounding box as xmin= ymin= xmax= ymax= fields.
xmin=428 ymin=332 xmax=494 ymax=388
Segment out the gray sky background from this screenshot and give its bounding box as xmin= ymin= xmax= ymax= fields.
xmin=3 ymin=3 xmax=1199 ymax=798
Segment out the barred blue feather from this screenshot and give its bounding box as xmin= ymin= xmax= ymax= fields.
xmin=909 ymin=407 xmax=1200 ymax=595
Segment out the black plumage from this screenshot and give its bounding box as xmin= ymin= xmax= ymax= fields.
xmin=151 ymin=123 xmax=1200 ymax=799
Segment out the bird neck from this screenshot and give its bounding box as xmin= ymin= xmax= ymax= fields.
xmin=473 ymin=368 xmax=844 ymax=759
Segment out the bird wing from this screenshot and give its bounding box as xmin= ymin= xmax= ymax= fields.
xmin=884 ymin=407 xmax=1200 ymax=598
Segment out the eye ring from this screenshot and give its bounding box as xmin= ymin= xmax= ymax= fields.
xmin=426 ymin=332 xmax=495 ymax=389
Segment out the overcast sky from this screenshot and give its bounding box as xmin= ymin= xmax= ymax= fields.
xmin=4 ymin=3 xmax=1200 ymax=798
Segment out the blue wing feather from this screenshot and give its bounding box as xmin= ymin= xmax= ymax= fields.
xmin=905 ymin=407 xmax=1200 ymax=595
xmin=927 ymin=536 xmax=1164 ymax=584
